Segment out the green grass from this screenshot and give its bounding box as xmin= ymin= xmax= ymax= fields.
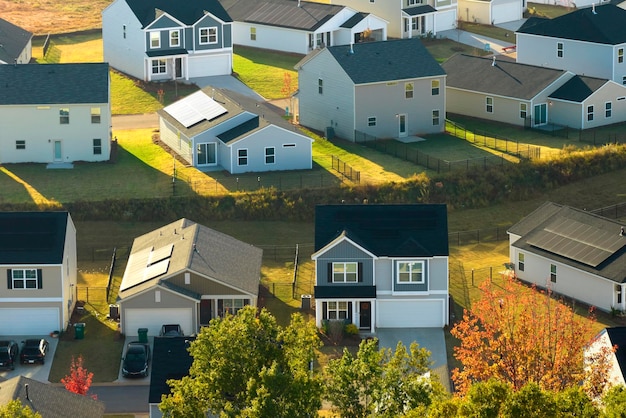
xmin=526 ymin=1 xmax=574 ymax=18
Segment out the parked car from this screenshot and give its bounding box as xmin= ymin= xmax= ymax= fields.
xmin=122 ymin=341 xmax=150 ymax=378
xmin=20 ymin=339 xmax=49 ymax=365
xmin=159 ymin=324 xmax=183 ymax=337
xmin=0 ymin=340 xmax=18 ymax=370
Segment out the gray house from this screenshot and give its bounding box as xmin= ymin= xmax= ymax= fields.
xmin=118 ymin=218 xmax=262 ymax=337
xmin=0 ymin=17 xmax=33 ymax=64
xmin=102 ymin=0 xmax=233 ymax=81
xmin=296 ymin=38 xmax=446 ymax=142
xmin=158 ymin=88 xmax=313 ymax=174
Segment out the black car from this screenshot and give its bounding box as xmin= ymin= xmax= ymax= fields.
xmin=20 ymin=339 xmax=49 ymax=365
xmin=122 ymin=341 xmax=150 ymax=377
xmin=159 ymin=324 xmax=184 ymax=337
xmin=0 ymin=340 xmax=18 ymax=370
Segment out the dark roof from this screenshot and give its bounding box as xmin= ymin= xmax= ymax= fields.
xmin=0 ymin=63 xmax=109 ymax=105
xmin=340 ymin=12 xmax=367 ymax=29
xmin=548 ymin=75 xmax=608 ymax=102
xmin=0 ymin=212 xmax=70 ymax=265
xmin=314 ymin=204 xmax=449 ymax=256
xmin=315 ymin=285 xmax=376 ymax=298
xmin=516 ymin=4 xmax=626 ymax=44
xmin=402 ymin=5 xmax=437 ymax=16
xmin=606 ymin=327 xmax=626 ymax=381
xmin=217 ymin=115 xmax=261 ymax=143
xmin=126 ymin=0 xmax=232 ymax=27
xmin=509 ymin=202 xmax=626 ymax=283
xmin=324 ymin=38 xmax=445 ymax=85
xmin=149 ymin=336 xmax=196 ymax=404
xmin=146 ymin=48 xmax=188 ymax=57
xmin=442 ymin=54 xmax=567 ymax=100
xmin=0 ymin=376 xmax=104 ymax=418
xmin=0 ymin=17 xmax=33 ymax=64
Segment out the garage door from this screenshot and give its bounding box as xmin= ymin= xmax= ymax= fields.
xmin=123 ymin=308 xmax=193 ymax=337
xmin=377 ymin=300 xmax=445 ymax=328
xmin=188 ymin=54 xmax=231 ymax=78
xmin=492 ymin=3 xmax=521 ymax=25
xmin=0 ymin=307 xmax=60 ymax=336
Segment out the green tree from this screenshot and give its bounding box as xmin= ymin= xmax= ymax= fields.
xmin=555 ymin=387 xmax=598 ymax=418
xmin=501 ymin=382 xmax=557 ymax=418
xmin=0 ymin=400 xmax=41 ymax=418
xmin=458 ymin=379 xmax=511 ymax=418
xmin=159 ymin=306 xmax=322 ymax=418
xmin=602 ymin=385 xmax=626 ymax=418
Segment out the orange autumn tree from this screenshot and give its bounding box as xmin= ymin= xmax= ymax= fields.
xmin=61 ymin=355 xmax=94 ymax=397
xmin=451 ymin=277 xmax=613 ymax=396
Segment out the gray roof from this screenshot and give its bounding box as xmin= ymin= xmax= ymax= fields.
xmin=125 ymin=0 xmax=232 ymax=27
xmin=549 ymin=75 xmax=608 ymax=102
xmin=402 ymin=5 xmax=437 ymax=16
xmin=324 ymin=38 xmax=445 ymax=85
xmin=340 ymin=12 xmax=368 ymax=29
xmin=442 ymin=54 xmax=567 ymax=100
xmin=517 ymin=4 xmax=626 ymax=45
xmin=0 ymin=17 xmax=32 ymax=64
xmin=0 ymin=63 xmax=109 ymax=105
xmin=0 ymin=376 xmax=104 ymax=418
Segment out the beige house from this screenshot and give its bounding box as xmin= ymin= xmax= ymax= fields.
xmin=0 ymin=212 xmax=77 ymax=335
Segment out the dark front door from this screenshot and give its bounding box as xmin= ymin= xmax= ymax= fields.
xmin=359 ymin=302 xmax=371 ymax=330
xmin=175 ymin=58 xmax=182 ymax=78
xmin=200 ymin=300 xmax=212 ymax=325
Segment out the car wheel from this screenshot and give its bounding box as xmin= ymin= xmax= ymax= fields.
xmin=41 ymin=359 xmax=45 ymax=365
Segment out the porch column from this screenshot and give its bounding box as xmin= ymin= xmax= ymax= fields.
xmin=315 ymin=299 xmax=323 ymax=328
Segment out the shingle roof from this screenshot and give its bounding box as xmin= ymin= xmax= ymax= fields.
xmin=217 ymin=115 xmax=264 ymax=143
xmin=125 ymin=0 xmax=232 ymax=27
xmin=0 ymin=211 xmax=70 ymax=265
xmin=606 ymin=327 xmax=626 ymax=382
xmin=340 ymin=12 xmax=368 ymax=29
xmin=325 ymin=38 xmax=445 ymax=85
xmin=0 ymin=63 xmax=109 ymax=105
xmin=402 ymin=5 xmax=437 ymax=16
xmin=548 ymin=75 xmax=608 ymax=102
xmin=517 ymin=4 xmax=626 ymax=44
xmin=314 ymin=204 xmax=449 ymax=256
xmin=0 ymin=376 xmax=104 ymax=418
xmin=0 ymin=17 xmax=33 ymax=64
xmin=148 ymin=336 xmax=195 ymax=404
xmin=442 ymin=53 xmax=567 ymax=100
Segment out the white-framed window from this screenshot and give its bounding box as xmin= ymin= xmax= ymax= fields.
xmin=91 ymin=107 xmax=101 ymax=124
xmin=557 ymin=42 xmax=563 ymax=58
xmin=333 ymin=262 xmax=358 ymax=283
xmin=250 ymin=27 xmax=256 ymax=41
xmin=318 ymin=78 xmax=323 ymax=94
xmin=170 ymin=30 xmax=180 ymax=47
xmin=550 ymin=264 xmax=557 ymax=283
xmin=619 ymin=48 xmax=624 ymax=64
xmin=199 ymin=27 xmax=218 ymax=44
xmin=265 ymin=147 xmax=275 ymax=164
xmin=397 ymin=261 xmax=424 ymax=284
xmin=150 ymin=31 xmax=160 ymax=48
xmin=16 ymin=140 xmax=25 ymax=150
xmin=405 ymin=82 xmax=414 ymax=99
xmin=238 ymin=149 xmax=248 ymax=166
xmin=222 ymin=299 xmax=245 ymax=315
xmin=606 ymin=102 xmax=612 ymax=118
xmin=432 ymin=109 xmax=440 ymax=125
xmin=520 ymin=103 xmax=527 ymax=119
xmin=411 ymin=17 xmax=418 ymax=31
xmin=431 ymin=79 xmax=440 ymax=95
xmin=59 ymin=108 xmax=69 ymax=124
xmin=327 ymin=301 xmax=349 ymax=320
xmin=368 ymin=116 xmax=377 ymax=127
xmin=93 ymin=139 xmax=102 ymax=155
xmin=151 ymin=59 xmax=166 ymax=74
xmin=486 ymin=97 xmax=493 ymax=113
xmin=11 ymin=269 xmax=38 ymax=289
xmin=518 ymin=252 xmax=525 ymax=271
xmin=587 ymin=105 xmax=594 ymax=121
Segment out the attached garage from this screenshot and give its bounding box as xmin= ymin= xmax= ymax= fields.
xmin=187 ymin=54 xmax=231 ymax=78
xmin=0 ymin=307 xmax=60 ymax=336
xmin=491 ymin=1 xmax=521 ymax=25
xmin=377 ymin=299 xmax=445 ymax=328
xmin=122 ymin=308 xmax=193 ymax=337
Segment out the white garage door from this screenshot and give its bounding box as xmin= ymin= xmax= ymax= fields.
xmin=377 ymin=300 xmax=445 ymax=328
xmin=123 ymin=308 xmax=193 ymax=337
xmin=0 ymin=308 xmax=60 ymax=336
xmin=188 ymin=54 xmax=231 ymax=78
xmin=492 ymin=3 xmax=521 ymax=25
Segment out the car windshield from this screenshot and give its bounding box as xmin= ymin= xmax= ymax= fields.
xmin=22 ymin=347 xmax=40 ymax=355
xmin=126 ymin=352 xmax=144 ymax=361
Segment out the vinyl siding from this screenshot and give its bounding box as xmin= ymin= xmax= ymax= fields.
xmin=102 ymin=0 xmax=146 ymax=80
xmin=166 ymin=272 xmax=248 ymax=296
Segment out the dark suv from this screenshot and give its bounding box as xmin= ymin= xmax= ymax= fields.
xmin=20 ymin=339 xmax=49 ymax=365
xmin=122 ymin=341 xmax=150 ymax=377
xmin=0 ymin=340 xmax=18 ymax=370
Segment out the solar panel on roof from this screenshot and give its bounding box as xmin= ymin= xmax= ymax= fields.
xmin=163 ymin=90 xmax=227 ymax=128
xmin=144 ymin=259 xmax=170 ymax=281
xmin=149 ymin=243 xmax=174 ymax=265
xmin=119 ymin=247 xmax=152 ymax=291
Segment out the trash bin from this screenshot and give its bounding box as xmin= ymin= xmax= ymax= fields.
xmin=301 ymin=294 xmax=312 ymax=310
xmin=138 ymin=328 xmax=148 ymax=343
xmin=484 ymin=43 xmax=491 ymax=52
xmin=74 ymin=323 xmax=85 ymax=340
xmin=108 ymin=304 xmax=119 ymax=320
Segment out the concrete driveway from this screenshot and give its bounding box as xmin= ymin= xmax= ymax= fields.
xmin=114 ymin=336 xmax=154 ymax=384
xmin=0 ymin=335 xmax=58 ymax=383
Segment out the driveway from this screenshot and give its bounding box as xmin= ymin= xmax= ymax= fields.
xmin=114 ymin=336 xmax=154 ymax=384
xmin=190 ymin=75 xmax=265 ymax=101
xmin=0 ymin=335 xmax=58 ymax=383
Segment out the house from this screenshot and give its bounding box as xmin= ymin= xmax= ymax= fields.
xmin=0 ymin=17 xmax=33 ymax=64
xmin=102 ymin=0 xmax=233 ymax=82
xmin=295 ymin=38 xmax=446 ymax=142
xmin=0 ymin=376 xmax=104 ymax=418
xmin=516 ymin=4 xmax=626 ymax=85
xmin=508 ymin=202 xmax=626 ymax=314
xmin=0 ymin=211 xmax=77 ymax=336
xmin=157 ymin=87 xmax=313 ymax=173
xmin=442 ymin=54 xmax=626 ymax=129
xmin=587 ymin=327 xmax=626 ymax=389
xmin=457 ymin=0 xmax=524 ymax=26
xmin=329 ymin=0 xmax=457 ymax=39
xmin=312 ymin=204 xmax=449 ymax=331
xmin=117 ymin=218 xmax=262 ymax=337
xmin=0 ymin=63 xmax=111 ymax=164
xmin=148 ymin=336 xmax=196 ymax=418
xmin=219 ymin=0 xmax=387 ymax=54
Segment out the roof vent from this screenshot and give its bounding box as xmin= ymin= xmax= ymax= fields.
xmin=25 ymin=384 xmax=30 ymax=401
xmin=492 ymin=56 xmax=496 ymax=66
xmin=349 ymin=43 xmax=354 ymax=55
xmin=621 ymin=226 xmax=625 ymax=236
xmin=592 ymin=3 xmax=597 ymax=14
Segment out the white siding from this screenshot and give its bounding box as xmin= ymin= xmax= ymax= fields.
xmin=103 ymin=0 xmax=147 ymax=80
xmin=233 ymin=23 xmax=309 ymax=54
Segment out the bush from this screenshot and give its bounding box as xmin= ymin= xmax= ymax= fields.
xmin=344 ymin=323 xmax=359 ymax=336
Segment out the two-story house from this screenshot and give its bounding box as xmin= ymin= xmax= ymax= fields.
xmin=516 ymin=4 xmax=626 ymax=85
xmin=312 ymin=204 xmax=449 ymax=331
xmin=0 ymin=63 xmax=111 ymax=164
xmin=102 ymin=0 xmax=233 ymax=82
xmin=0 ymin=17 xmax=33 ymax=64
xmin=0 ymin=212 xmax=77 ymax=336
xmin=295 ymin=38 xmax=446 ymax=142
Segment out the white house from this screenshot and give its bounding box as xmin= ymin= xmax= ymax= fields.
xmin=587 ymin=327 xmax=626 ymax=390
xmin=457 ymin=0 xmax=524 ymax=26
xmin=0 ymin=17 xmax=33 ymax=64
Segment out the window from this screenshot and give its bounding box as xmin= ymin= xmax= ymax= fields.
xmin=397 ymin=261 xmax=424 ymax=284
xmin=327 ymin=301 xmax=349 ymax=320
xmin=550 ymin=264 xmax=557 ymax=283
xmin=587 ymin=105 xmax=594 ymax=121
xmin=59 ymin=108 xmax=69 ymax=124
xmin=368 ymin=116 xmax=377 ymax=127
xmin=151 ymin=59 xmax=166 ymax=74
xmin=520 ymin=103 xmax=527 ymax=119
xmin=16 ymin=140 xmax=25 ymax=150
xmin=557 ymin=42 xmax=563 ymax=58
xmin=333 ymin=262 xmax=358 ymax=283
xmin=623 ymin=76 xmax=626 ymax=85
xmin=283 ymin=143 xmax=296 ymax=148
xmin=208 ymin=27 xmax=218 ymax=44
xmin=93 ymin=138 xmax=102 ymax=155
xmin=10 ymin=269 xmax=39 ymax=289
xmin=91 ymin=107 xmax=101 ymax=124
xmin=250 ymin=27 xmax=256 ymax=41
xmin=222 ymin=299 xmax=245 ymax=315
xmin=405 ymin=82 xmax=414 ymax=99
xmin=318 ymin=78 xmax=323 ymax=94
xmin=123 ymin=24 xmax=126 ymax=39
xmin=265 ymin=147 xmax=275 ymax=164
xmin=432 ymin=109 xmax=440 ymax=125
xmin=199 ymin=27 xmax=217 ymax=44
xmin=238 ymin=149 xmax=248 ymax=166
xmin=518 ymin=253 xmax=525 ymax=272
xmin=619 ymin=48 xmax=624 ymax=64
xmin=431 ymin=79 xmax=440 ymax=95
xmin=486 ymin=97 xmax=493 ymax=113
xmin=150 ymin=31 xmax=160 ymax=48
xmin=606 ymin=102 xmax=612 ymax=118
xmin=411 ymin=17 xmax=418 ymax=31
xmin=170 ymin=30 xmax=180 ymax=47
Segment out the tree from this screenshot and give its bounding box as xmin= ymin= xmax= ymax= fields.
xmin=457 ymin=379 xmax=511 ymax=418
xmin=61 ymin=355 xmax=94 ymax=397
xmin=451 ymin=277 xmax=612 ymax=395
xmin=0 ymin=400 xmax=41 ymax=418
xmin=159 ymin=306 xmax=322 ymax=418
xmin=602 ymin=385 xmax=626 ymax=418
xmin=500 ymin=382 xmax=557 ymax=418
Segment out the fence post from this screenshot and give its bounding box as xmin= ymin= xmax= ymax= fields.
xmin=490 ymin=266 xmax=493 ymax=279
xmin=471 ymin=269 xmax=474 ymax=286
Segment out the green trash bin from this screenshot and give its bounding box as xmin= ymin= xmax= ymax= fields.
xmin=74 ymin=323 xmax=85 ymax=340
xmin=138 ymin=328 xmax=148 ymax=343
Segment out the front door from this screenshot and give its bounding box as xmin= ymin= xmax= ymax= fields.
xmin=175 ymin=58 xmax=182 ymax=78
xmin=199 ymin=300 xmax=212 ymax=326
xmin=53 ymin=140 xmax=62 ymax=162
xmin=398 ymin=114 xmax=407 ymax=137
xmin=533 ymin=103 xmax=547 ymax=126
xmin=359 ymin=302 xmax=371 ymax=330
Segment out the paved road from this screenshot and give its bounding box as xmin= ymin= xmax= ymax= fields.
xmin=90 ymin=383 xmax=149 ymax=414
